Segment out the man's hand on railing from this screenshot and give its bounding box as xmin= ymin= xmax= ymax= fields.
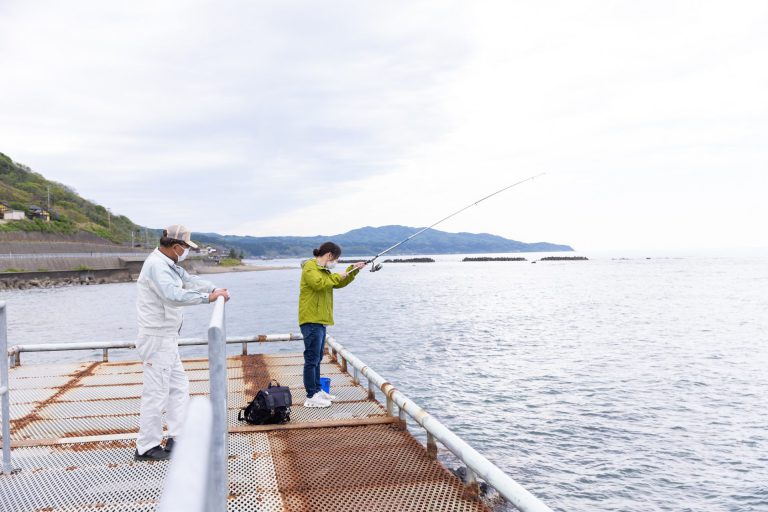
xmin=209 ymin=288 xmax=231 ymax=303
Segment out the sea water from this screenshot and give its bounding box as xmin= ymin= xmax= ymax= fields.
xmin=2 ymin=252 xmax=767 ymax=511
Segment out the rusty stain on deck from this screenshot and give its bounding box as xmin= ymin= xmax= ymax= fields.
xmin=9 ymin=361 xmax=100 ymax=435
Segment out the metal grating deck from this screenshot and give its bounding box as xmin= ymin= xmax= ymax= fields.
xmin=0 ymin=352 xmax=491 ymax=512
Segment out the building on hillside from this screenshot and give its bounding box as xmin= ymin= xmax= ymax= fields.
xmin=0 ymin=202 xmax=8 ymax=214
xmin=3 ymin=210 xmax=26 ymax=220
xmin=28 ymin=205 xmax=51 ymax=222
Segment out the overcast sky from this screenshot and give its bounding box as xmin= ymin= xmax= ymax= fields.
xmin=1 ymin=1 xmax=766 ymax=251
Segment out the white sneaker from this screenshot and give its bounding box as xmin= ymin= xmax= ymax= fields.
xmin=318 ymin=390 xmax=337 ymax=401
xmin=303 ymin=394 xmax=331 ymax=408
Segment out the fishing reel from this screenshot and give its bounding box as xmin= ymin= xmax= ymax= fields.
xmin=368 ymin=259 xmax=383 ymax=272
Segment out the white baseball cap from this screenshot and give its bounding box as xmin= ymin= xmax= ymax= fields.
xmin=163 ymin=224 xmax=198 ymax=248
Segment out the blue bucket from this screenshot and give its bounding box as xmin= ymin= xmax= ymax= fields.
xmin=320 ymin=377 xmax=331 ymax=394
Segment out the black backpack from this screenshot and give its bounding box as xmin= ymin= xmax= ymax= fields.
xmin=238 ymin=380 xmax=292 ymax=425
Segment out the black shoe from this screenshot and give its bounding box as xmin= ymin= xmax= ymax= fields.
xmin=164 ymin=438 xmax=175 ymax=453
xmin=134 ymin=446 xmax=171 ymax=461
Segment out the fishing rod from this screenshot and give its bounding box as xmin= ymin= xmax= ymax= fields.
xmin=364 ymin=172 xmax=546 ymax=272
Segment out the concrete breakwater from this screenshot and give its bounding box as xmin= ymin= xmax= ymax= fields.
xmin=382 ymin=257 xmax=436 ymax=263
xmin=0 ymin=253 xmax=147 ymax=272
xmin=338 ymin=258 xmax=436 ymax=264
xmin=463 ymin=256 xmax=528 ymax=262
xmin=539 ymin=256 xmax=589 ymax=261
xmin=0 ymin=253 xmax=149 ymax=290
xmin=0 ymin=268 xmax=133 ymax=290
xmin=0 ymin=256 xmax=218 ymax=290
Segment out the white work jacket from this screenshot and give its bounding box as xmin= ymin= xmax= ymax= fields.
xmin=136 ymin=248 xmax=216 ymax=341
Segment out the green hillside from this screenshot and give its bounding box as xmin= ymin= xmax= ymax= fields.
xmin=0 ymin=151 xmax=142 ymax=243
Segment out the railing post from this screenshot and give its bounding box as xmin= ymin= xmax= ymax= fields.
xmin=241 ymin=341 xmax=248 ymax=356
xmin=426 ymin=432 xmax=438 ymax=459
xmin=464 ymin=467 xmax=480 ymax=498
xmin=102 ymin=348 xmax=109 ymax=362
xmin=352 ymin=366 xmax=360 ymax=385
xmin=206 ymin=297 xmax=228 ymax=511
xmin=1 ymin=301 xmax=19 ymax=474
xmin=367 ymin=379 xmax=375 ymax=400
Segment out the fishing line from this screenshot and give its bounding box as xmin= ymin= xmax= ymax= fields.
xmin=365 ymin=173 xmax=546 ymax=272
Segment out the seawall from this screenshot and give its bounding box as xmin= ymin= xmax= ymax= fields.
xmin=0 ymin=268 xmax=133 ymax=290
xmin=0 ymin=231 xmax=139 ymax=254
xmin=0 ymin=255 xmax=216 ymax=290
xmin=0 ymin=254 xmax=146 ymax=272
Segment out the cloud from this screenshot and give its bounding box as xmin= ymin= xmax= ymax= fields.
xmin=1 ymin=1 xmax=766 ymax=250
xmin=0 ymin=0 xmax=472 ymax=226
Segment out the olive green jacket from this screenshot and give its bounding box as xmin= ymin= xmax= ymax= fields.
xmin=298 ymin=258 xmax=360 ymax=326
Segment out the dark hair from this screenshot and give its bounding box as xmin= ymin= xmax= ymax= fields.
xmin=313 ymin=241 xmax=342 ymax=259
xmin=159 ymin=230 xmax=187 ymax=248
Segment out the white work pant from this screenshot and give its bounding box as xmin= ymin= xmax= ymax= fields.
xmin=135 ymin=335 xmax=189 ymax=455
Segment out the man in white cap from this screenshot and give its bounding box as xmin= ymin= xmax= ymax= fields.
xmin=134 ymin=225 xmax=231 ymax=461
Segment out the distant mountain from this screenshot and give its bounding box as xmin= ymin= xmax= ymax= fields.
xmin=1 ymin=152 xmax=573 ymax=256
xmin=195 ymin=225 xmax=573 ymax=258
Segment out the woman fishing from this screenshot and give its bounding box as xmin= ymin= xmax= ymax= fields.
xmin=299 ymin=242 xmax=366 ymax=408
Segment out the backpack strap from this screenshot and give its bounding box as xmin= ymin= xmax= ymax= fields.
xmin=264 ymin=391 xmax=275 ymax=410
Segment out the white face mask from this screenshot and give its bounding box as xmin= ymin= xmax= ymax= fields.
xmin=176 ymin=246 xmax=190 ymax=262
xmin=325 ymin=260 xmax=337 ymax=269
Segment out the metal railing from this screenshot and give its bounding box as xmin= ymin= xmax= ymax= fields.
xmin=157 ymin=296 xmax=228 ymax=512
xmin=1 ymin=301 xmax=19 ymax=475
xmin=326 ymin=336 xmax=554 ymax=512
xmin=206 ymin=296 xmax=228 ymax=511
xmin=1 ymin=306 xmax=552 ymax=510
xmin=157 ymin=398 xmax=213 ymax=512
xmin=6 ymin=333 xmax=303 ymax=367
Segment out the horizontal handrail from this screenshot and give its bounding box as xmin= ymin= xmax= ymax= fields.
xmin=326 ymin=336 xmax=554 ymax=512
xmin=6 ymin=334 xmax=303 ymax=366
xmin=7 ymin=334 xmax=302 ymax=355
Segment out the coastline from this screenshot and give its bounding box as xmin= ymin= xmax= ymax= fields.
xmin=0 ymin=263 xmax=293 ymax=290
xmin=194 ymin=264 xmax=294 ymax=274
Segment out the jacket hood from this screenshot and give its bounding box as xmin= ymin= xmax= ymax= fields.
xmin=301 ymin=258 xmax=330 ymax=272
